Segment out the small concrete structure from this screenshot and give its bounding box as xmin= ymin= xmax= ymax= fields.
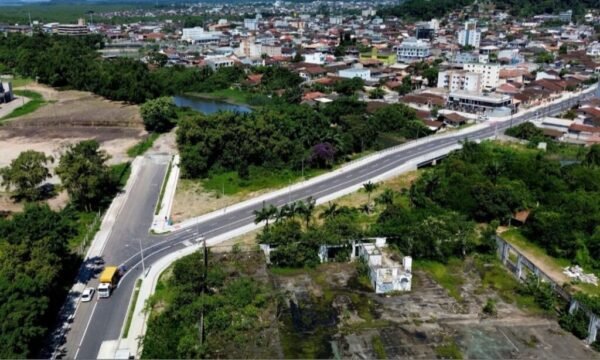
xmin=352 ymin=238 xmax=412 ymax=294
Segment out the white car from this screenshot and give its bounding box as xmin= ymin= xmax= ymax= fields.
xmin=81 ymin=288 xmax=95 ymax=302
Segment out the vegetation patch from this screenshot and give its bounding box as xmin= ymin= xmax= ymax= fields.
xmin=415 ymin=259 xmax=465 ymax=301
xmin=122 ymin=279 xmax=142 ymax=338
xmin=1 ymin=90 xmax=46 ymax=120
xmin=155 ymin=159 xmax=173 ymax=215
xmin=372 ymin=334 xmax=387 ymax=359
xmin=127 ymin=133 xmax=160 ymax=157
xmin=435 ymin=341 xmax=463 ymax=359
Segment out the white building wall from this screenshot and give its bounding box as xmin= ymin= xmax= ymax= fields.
xmin=463 ymin=63 xmax=500 ymax=90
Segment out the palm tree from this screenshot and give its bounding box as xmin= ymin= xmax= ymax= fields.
xmin=297 ymin=196 xmax=316 ymax=227
xmin=276 ymin=204 xmax=289 ymax=223
xmin=375 ymin=188 xmax=395 ymax=206
xmin=253 ymin=202 xmax=278 ymax=230
xmin=319 ymin=202 xmax=339 ymax=220
xmin=363 ymin=181 xmax=379 ymax=204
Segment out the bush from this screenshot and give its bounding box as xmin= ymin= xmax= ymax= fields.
xmin=559 ymin=309 xmax=589 ymax=340
xmin=483 ymin=298 xmax=497 ymax=316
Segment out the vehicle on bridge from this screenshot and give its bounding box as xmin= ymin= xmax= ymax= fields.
xmin=98 ymin=266 xmax=122 ymax=298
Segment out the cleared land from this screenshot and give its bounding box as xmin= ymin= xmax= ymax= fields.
xmin=0 ymin=83 xmax=146 ymax=213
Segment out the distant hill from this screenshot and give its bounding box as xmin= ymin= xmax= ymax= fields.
xmin=382 ymin=0 xmax=595 ymax=20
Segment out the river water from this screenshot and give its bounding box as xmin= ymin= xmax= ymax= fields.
xmin=173 ymin=95 xmax=252 ymax=114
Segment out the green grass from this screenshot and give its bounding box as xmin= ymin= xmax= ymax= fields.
xmin=435 ymin=341 xmax=463 ymax=359
xmin=202 ymin=166 xmax=326 ymax=196
xmin=122 ymin=279 xmax=142 ymax=338
xmin=155 ymin=159 xmax=173 ymax=215
xmin=1 ymin=90 xmax=46 ymax=120
xmin=501 ymin=229 xmax=571 ymax=269
xmin=415 ymin=258 xmax=465 ymax=301
xmin=186 ymin=88 xmax=252 ymax=105
xmin=371 ymin=334 xmax=387 ymax=359
xmin=127 ymin=133 xmax=159 ymax=157
xmin=68 ymin=211 xmax=102 ymax=253
xmin=110 ymin=162 xmax=132 ymax=189
xmin=9 ymin=76 xmax=33 ymax=88
xmin=473 ymin=255 xmax=546 ymax=315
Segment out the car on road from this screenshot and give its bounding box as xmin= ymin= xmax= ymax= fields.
xmin=81 ymin=288 xmax=95 ymax=302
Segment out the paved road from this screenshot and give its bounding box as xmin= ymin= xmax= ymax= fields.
xmin=63 ymin=154 xmax=170 ymax=359
xmin=68 ymin=87 xmax=597 ymax=359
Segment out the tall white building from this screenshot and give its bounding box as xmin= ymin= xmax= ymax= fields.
xmin=437 ymin=70 xmax=482 ymax=92
xmin=244 ymin=18 xmax=259 ymax=31
xmin=463 ymin=63 xmax=500 ymax=91
xmin=396 ymin=37 xmax=431 ymax=63
xmin=458 ymin=20 xmax=481 ymax=48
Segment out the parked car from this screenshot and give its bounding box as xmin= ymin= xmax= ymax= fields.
xmin=81 ymin=288 xmax=95 ymax=302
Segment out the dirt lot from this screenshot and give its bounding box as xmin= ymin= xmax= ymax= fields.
xmin=270 ymin=261 xmax=599 ymax=360
xmin=0 ymin=83 xmax=147 ymax=213
xmin=4 ymin=84 xmax=142 ymax=128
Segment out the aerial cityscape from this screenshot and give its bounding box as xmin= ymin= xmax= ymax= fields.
xmin=0 ymin=0 xmax=599 ymax=359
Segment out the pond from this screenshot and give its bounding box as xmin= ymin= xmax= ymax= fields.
xmin=173 ymin=95 xmax=252 ymax=114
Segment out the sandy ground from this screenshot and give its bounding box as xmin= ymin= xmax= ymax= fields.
xmin=150 ymin=129 xmax=177 ymax=155
xmin=4 ymin=83 xmax=143 ymax=128
xmin=0 ymin=83 xmax=147 ymax=213
xmin=171 ymin=179 xmax=273 ymax=224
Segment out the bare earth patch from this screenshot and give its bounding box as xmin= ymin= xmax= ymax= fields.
xmin=171 ymin=179 xmax=273 ymax=223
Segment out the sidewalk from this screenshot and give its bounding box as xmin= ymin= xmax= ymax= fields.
xmin=150 ymin=155 xmax=179 ymax=234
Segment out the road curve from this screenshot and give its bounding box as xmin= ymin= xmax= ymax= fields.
xmin=71 ymin=86 xmax=598 ymax=359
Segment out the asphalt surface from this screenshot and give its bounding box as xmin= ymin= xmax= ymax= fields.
xmin=67 ymin=88 xmax=597 ymax=359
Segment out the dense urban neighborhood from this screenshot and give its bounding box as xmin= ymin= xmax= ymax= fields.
xmin=0 ymin=0 xmax=600 ymax=359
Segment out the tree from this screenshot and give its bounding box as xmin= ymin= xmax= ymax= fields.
xmin=0 ymin=150 xmax=53 ymax=201
xmin=375 ymin=188 xmax=395 ymax=206
xmin=296 ymin=197 xmax=316 ymax=227
xmin=363 ymin=181 xmax=379 ymax=204
xmin=584 ymin=144 xmax=600 ymax=167
xmin=535 ymin=51 xmax=554 ymax=64
xmin=55 ymin=140 xmax=114 ymax=210
xmin=253 ymin=202 xmax=278 ymax=230
xmin=140 ymin=96 xmax=177 ymax=133
xmin=334 ymin=77 xmax=365 ymax=96
xmin=369 ymin=87 xmax=385 ymax=99
xmin=320 ymin=202 xmax=340 ymax=220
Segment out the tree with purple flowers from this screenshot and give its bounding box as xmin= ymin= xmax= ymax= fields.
xmin=310 ymin=142 xmax=336 ymax=168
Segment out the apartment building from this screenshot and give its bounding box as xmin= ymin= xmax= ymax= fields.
xmin=437 ymin=70 xmax=482 ymax=92
xmin=397 ymin=37 xmax=431 ymax=63
xmin=458 ymin=20 xmax=481 ymax=48
xmin=463 ymin=63 xmax=500 ymax=91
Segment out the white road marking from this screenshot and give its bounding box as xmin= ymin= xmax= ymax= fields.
xmin=74 ymin=301 xmax=97 ymax=359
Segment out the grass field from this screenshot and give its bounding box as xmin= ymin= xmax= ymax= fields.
xmin=186 ymin=88 xmax=253 ymax=106
xmin=1 ymin=90 xmax=46 ymax=120
xmin=202 ymin=166 xmax=325 ymax=197
xmin=415 ymin=258 xmax=465 ymax=301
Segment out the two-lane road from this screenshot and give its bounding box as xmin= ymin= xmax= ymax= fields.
xmin=70 ymin=86 xmax=598 ymax=359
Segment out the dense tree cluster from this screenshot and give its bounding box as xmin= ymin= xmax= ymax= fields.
xmin=142 ymin=251 xmax=274 ymax=358
xmin=0 ymin=204 xmax=81 ymax=358
xmin=409 ymin=142 xmax=600 ymax=267
xmin=0 ymin=33 xmax=245 ymax=104
xmin=177 ymin=99 xmax=427 ymax=179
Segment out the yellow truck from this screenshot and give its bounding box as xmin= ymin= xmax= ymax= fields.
xmin=98 ymin=266 xmax=120 ymax=298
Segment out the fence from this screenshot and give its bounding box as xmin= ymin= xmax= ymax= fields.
xmin=495 ymin=235 xmax=599 ymax=344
